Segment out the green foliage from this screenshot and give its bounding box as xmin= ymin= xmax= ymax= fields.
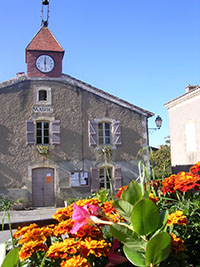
xmin=131 ymin=199 xmax=160 ymax=236
xmin=111 ymin=181 xmax=171 ymax=267
xmin=95 ymin=188 xmax=110 ymax=203
xmin=1 ymin=247 xmax=20 ymax=267
xmin=0 ymin=197 xmax=14 ymax=211
xmin=152 ymin=145 xmax=172 ymax=179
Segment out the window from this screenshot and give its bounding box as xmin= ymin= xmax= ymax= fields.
xmin=35 ymin=87 xmax=52 ymax=105
xmin=36 ymin=121 xmax=49 ymax=145
xmin=39 ymin=90 xmax=47 ymax=101
xmin=99 ymin=167 xmax=112 ymax=189
xmin=26 ymin=120 xmax=60 ymax=145
xmin=98 ymin=122 xmax=111 ymax=145
xmin=89 ymin=120 xmax=121 ymax=147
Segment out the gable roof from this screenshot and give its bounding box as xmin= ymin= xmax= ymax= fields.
xmin=26 ymin=27 xmax=64 ymax=54
xmin=0 ymin=74 xmax=153 ymax=118
xmin=165 ymin=85 xmax=200 ymax=110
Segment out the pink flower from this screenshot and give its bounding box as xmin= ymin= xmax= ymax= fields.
xmin=106 ymin=239 xmax=128 ymax=267
xmin=70 ymin=203 xmax=113 ymax=234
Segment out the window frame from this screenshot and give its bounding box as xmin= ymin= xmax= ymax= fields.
xmin=99 ymin=167 xmax=112 ymax=190
xmin=35 ymin=86 xmax=52 ymax=105
xmin=98 ymin=121 xmax=111 ymax=145
xmin=36 ymin=121 xmax=50 ymax=145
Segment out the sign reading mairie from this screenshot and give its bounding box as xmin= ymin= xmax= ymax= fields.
xmin=33 ymin=106 xmax=54 ymax=113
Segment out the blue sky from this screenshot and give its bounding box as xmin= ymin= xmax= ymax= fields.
xmin=1 ymin=0 xmax=200 ymax=147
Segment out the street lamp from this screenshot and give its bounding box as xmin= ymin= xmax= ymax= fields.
xmin=149 ymin=115 xmax=162 ymax=134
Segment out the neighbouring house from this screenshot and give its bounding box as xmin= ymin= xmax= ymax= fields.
xmin=165 ymin=85 xmax=200 ymax=173
xmin=0 ymin=24 xmax=153 ymax=207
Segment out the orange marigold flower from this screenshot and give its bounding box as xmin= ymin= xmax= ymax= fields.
xmin=73 ymin=224 xmax=103 ymax=239
xmin=80 ymin=237 xmax=111 ymax=258
xmin=18 ymin=226 xmax=53 ymax=245
xmin=47 ymin=238 xmax=80 ymax=259
xmin=60 ymin=255 xmax=91 ymax=267
xmin=19 ymin=240 xmax=47 ymax=261
xmin=53 ymin=219 xmax=74 ymax=237
xmin=190 ymin=161 xmax=200 ymax=175
xmin=13 ymin=223 xmax=38 ymax=239
xmin=174 ymin=172 xmax=200 ymax=192
xmin=168 ymin=211 xmax=188 ymax=226
xmin=149 ymin=192 xmax=159 ymax=204
xmin=162 ymin=174 xmax=176 ymax=195
xmin=53 ymin=205 xmax=74 ymax=222
xmin=101 ymin=201 xmax=121 ymax=222
xmin=171 ymin=233 xmax=186 ymax=254
xmin=116 ymin=185 xmax=128 ymax=198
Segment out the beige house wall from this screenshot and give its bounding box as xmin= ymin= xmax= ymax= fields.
xmin=167 ymin=92 xmax=200 ymax=167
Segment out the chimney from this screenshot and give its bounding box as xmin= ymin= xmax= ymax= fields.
xmin=185 ymin=85 xmax=197 ymax=93
xmin=16 ymin=72 xmax=25 ymax=77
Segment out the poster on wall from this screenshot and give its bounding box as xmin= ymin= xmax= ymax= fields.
xmin=46 ymin=173 xmax=52 ymax=183
xmin=71 ymin=172 xmax=80 ymax=187
xmin=70 ymin=172 xmax=89 ymax=187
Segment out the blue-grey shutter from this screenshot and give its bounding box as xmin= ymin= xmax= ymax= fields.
xmin=52 ymin=120 xmax=60 ymax=144
xmin=89 ymin=121 xmax=97 ymax=146
xmin=114 ymin=166 xmax=122 ymax=191
xmin=26 ymin=120 xmax=35 ymax=144
xmin=90 ymin=167 xmax=99 ymax=192
xmin=113 ymin=120 xmax=122 ymax=145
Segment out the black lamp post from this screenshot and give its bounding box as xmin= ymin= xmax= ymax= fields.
xmin=149 ymin=115 xmax=162 ymax=133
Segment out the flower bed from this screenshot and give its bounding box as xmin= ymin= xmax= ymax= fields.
xmin=1 ymin=162 xmax=200 ymax=267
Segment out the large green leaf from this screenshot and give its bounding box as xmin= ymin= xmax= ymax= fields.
xmin=122 ymin=180 xmax=143 ymax=206
xmin=146 ymin=232 xmax=171 ymax=266
xmin=113 ymin=199 xmax=133 ymax=222
xmin=158 ymin=210 xmax=169 ymax=230
xmin=123 ymin=245 xmax=146 ymax=267
xmin=1 ymin=247 xmax=20 ymax=267
xmin=110 ymin=224 xmax=146 ymax=251
xmin=131 ymin=199 xmax=160 ymax=235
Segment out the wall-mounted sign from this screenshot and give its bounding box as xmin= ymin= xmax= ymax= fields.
xmin=33 ymin=106 xmax=54 ymax=113
xmin=71 ymin=172 xmax=89 ymax=187
xmin=46 ymin=173 xmax=52 ymax=183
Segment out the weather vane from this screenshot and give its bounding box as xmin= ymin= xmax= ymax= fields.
xmin=41 ymin=0 xmax=50 ymax=27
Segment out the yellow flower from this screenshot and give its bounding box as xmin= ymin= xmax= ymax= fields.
xmin=19 ymin=240 xmax=47 ymax=261
xmin=47 ymin=238 xmax=79 ymax=259
xmin=80 ymin=237 xmax=111 ymax=258
xmin=168 ymin=211 xmax=188 ymax=226
xmin=13 ymin=223 xmax=38 ymax=239
xmin=60 ymin=255 xmax=91 ymax=267
xmin=171 ymin=233 xmax=186 ymax=254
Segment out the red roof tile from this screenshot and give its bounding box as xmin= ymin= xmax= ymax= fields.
xmin=26 ymin=27 xmax=64 ymax=53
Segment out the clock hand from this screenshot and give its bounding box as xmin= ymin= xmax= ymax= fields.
xmin=44 ymin=56 xmax=46 ymax=71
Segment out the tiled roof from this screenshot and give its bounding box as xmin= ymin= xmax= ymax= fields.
xmin=26 ymin=27 xmax=64 ymax=53
xmin=0 ymin=74 xmax=153 ymax=117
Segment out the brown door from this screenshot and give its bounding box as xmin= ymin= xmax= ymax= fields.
xmin=32 ymin=168 xmax=55 ymax=207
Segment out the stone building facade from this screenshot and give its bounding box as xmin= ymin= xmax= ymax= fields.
xmin=0 ymin=26 xmax=153 ymax=207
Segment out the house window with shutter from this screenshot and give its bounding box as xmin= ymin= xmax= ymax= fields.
xmin=36 ymin=121 xmax=49 ymax=145
xmin=26 ymin=120 xmax=60 ymax=145
xmin=89 ymin=119 xmax=122 ymax=147
xmin=90 ymin=166 xmax=122 ymax=192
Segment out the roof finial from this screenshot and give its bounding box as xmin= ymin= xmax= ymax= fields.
xmin=41 ymin=0 xmax=50 ymax=27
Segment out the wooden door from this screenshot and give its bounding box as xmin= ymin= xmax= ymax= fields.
xmin=32 ymin=168 xmax=55 ymax=207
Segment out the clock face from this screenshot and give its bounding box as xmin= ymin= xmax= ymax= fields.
xmin=36 ymin=55 xmax=55 ymax=73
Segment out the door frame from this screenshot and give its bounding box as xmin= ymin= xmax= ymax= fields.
xmin=28 ymin=163 xmax=59 ymax=207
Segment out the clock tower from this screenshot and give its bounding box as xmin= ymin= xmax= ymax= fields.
xmin=25 ymin=1 xmax=64 ymax=77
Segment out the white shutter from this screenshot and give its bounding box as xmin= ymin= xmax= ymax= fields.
xmin=26 ymin=120 xmax=35 ymax=144
xmin=113 ymin=121 xmax=122 ymax=145
xmin=89 ymin=121 xmax=97 ymax=146
xmin=90 ymin=167 xmax=99 ymax=192
xmin=114 ymin=166 xmax=122 ymax=191
xmin=52 ymin=120 xmax=60 ymax=144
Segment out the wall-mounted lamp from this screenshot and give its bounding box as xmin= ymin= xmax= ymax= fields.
xmin=149 ymin=115 xmax=162 ymax=134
